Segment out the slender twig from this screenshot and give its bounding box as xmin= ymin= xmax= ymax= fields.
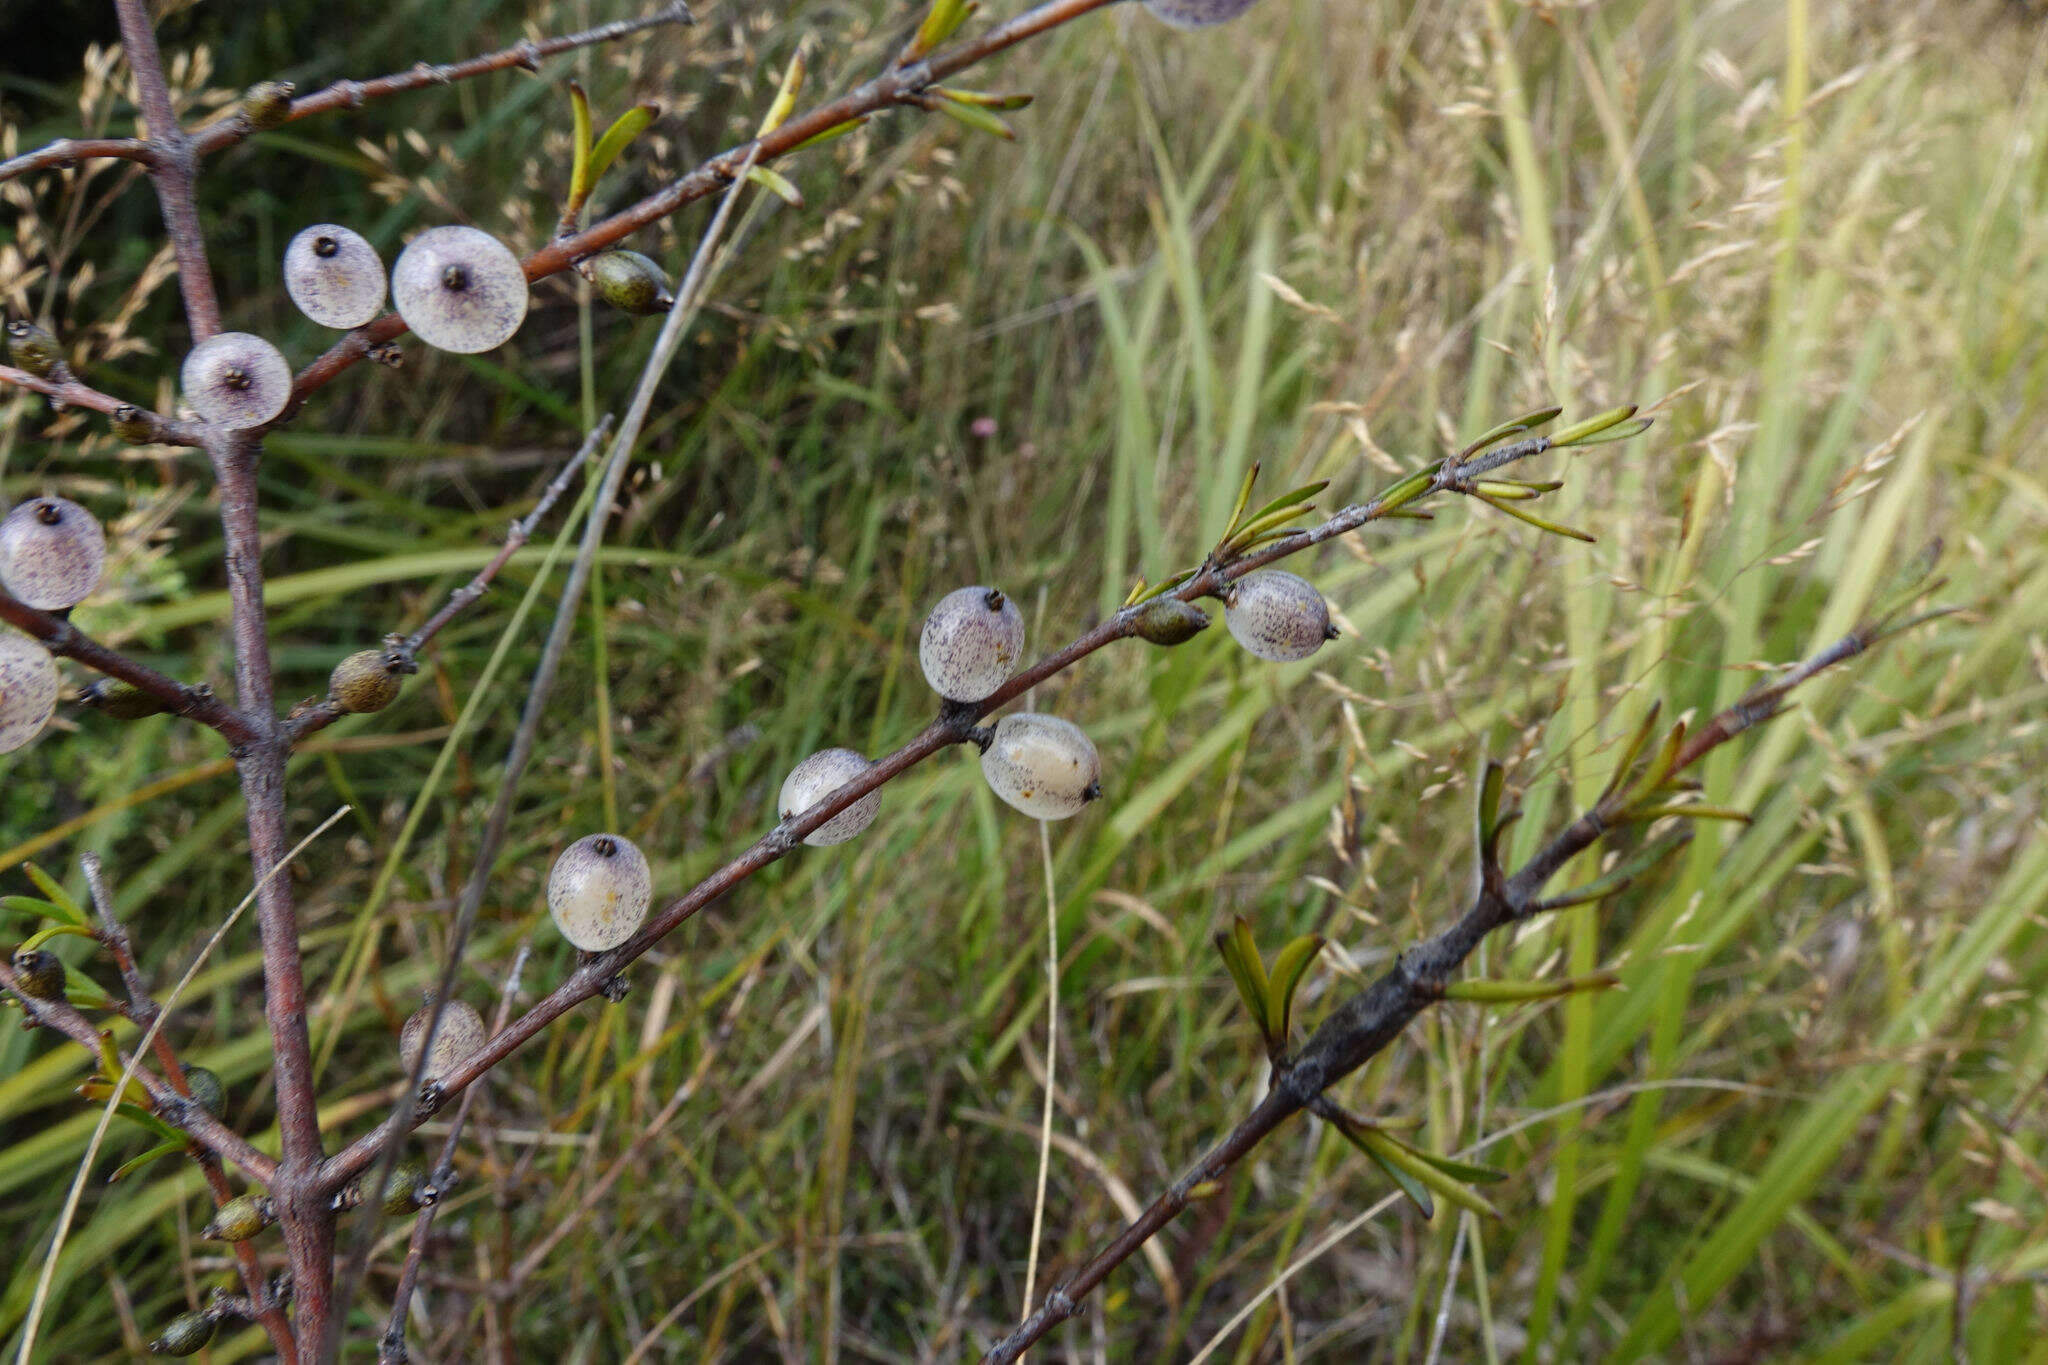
xmin=375 ymin=944 xmax=530 ymax=1365
xmin=316 ymin=428 xmax=1599 ymax=1191
xmin=282 ymin=416 xmax=614 ymax=745
xmin=184 ymin=4 xmax=696 ymax=162
xmin=0 ymin=589 xmax=262 ymax=744
xmin=281 ymin=0 xmax=1126 ymax=413
xmin=0 ymin=136 xmax=156 ymax=183
xmin=975 ymin=622 xmax=1910 ymax=1364
xmin=0 ymin=362 xmax=202 ymax=444
xmin=325 ymin=144 xmax=760 ymax=1365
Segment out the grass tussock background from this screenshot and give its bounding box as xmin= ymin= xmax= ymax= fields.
xmin=3 ymin=0 xmax=2047 ymax=1358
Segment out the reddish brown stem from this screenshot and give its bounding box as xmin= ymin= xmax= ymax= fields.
xmin=0 ymin=136 xmax=156 ymax=183
xmin=0 ymin=363 xmax=204 ymax=445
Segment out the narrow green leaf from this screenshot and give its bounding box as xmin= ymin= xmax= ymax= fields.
xmin=1131 ymin=568 xmax=1198 ymax=606
xmin=1560 ymin=417 xmax=1654 ymax=447
xmin=757 ymin=48 xmax=807 ymax=136
xmin=1476 ymin=493 xmax=1597 ymax=542
xmin=1240 ymin=479 xmax=1331 ymax=528
xmin=1343 ymin=1124 xmax=1435 ymax=1219
xmin=1547 ymin=405 xmax=1639 ymax=446
xmin=1373 ymin=468 xmax=1437 ymax=514
xmin=1121 ymin=576 xmax=1149 ymax=609
xmin=911 ymin=0 xmax=978 ymax=55
xmin=1220 ymin=461 xmax=1262 ymax=542
xmin=746 ymin=165 xmax=804 ymax=205
xmin=1390 ymin=1137 xmax=1513 ymax=1185
xmin=109 ymin=1140 xmax=186 ymax=1183
xmin=1222 ymin=502 xmax=1315 ymax=554
xmin=567 ymin=80 xmax=593 ymax=207
xmin=113 ymin=1102 xmax=180 ymax=1140
xmin=22 ymin=863 xmax=87 ymax=926
xmin=1459 ymin=405 xmax=1562 ymax=458
xmin=1473 ymin=480 xmax=1542 ymax=500
xmin=934 ymin=97 xmax=1015 ymax=140
xmin=1214 ymin=925 xmax=1269 ymax=1043
xmin=1626 ymin=802 xmax=1752 ymax=824
xmin=1264 ymin=934 xmax=1325 ymax=1041
xmin=1444 ymin=971 xmax=1619 ymax=1004
xmin=1231 ymin=917 xmax=1269 ymax=1005
xmin=790 ymin=116 xmax=868 ymax=152
xmin=937 ymin=88 xmax=1035 ymax=111
xmin=2 ymin=896 xmax=68 ymax=926
xmin=587 ymin=101 xmax=660 ymax=186
xmin=1475 ymin=759 xmax=1506 ymax=843
xmin=20 ymin=922 xmax=99 ymax=952
xmin=1599 ymin=699 xmax=1664 ymax=805
xmin=1358 ymin=1126 xmax=1499 ymax=1217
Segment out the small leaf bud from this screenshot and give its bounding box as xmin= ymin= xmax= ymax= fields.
xmin=1132 ymin=596 xmax=1211 ymax=646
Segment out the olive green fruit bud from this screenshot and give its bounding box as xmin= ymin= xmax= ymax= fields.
xmin=181 ymin=332 xmax=292 ymax=430
xmin=587 ymin=250 xmax=675 ymax=316
xmin=777 ymin=748 xmax=882 ymax=847
xmin=10 ymin=947 xmax=65 ymax=1001
xmin=980 ymin=713 xmax=1102 ymax=820
xmin=400 ymin=999 xmax=485 ymax=1086
xmin=1143 ymin=0 xmax=1261 ymax=26
xmin=329 ymin=648 xmax=405 ymax=714
xmin=150 ymin=1310 xmax=218 ymax=1356
xmin=919 ymin=586 xmax=1026 ymax=702
xmin=201 ymin=1193 xmax=274 ymax=1242
xmin=391 ymin=226 xmax=528 ymax=353
xmin=1132 ymin=596 xmax=1210 ymax=646
xmin=4 ymin=320 xmax=63 ymax=378
xmin=0 ymin=496 xmax=106 ymax=610
xmin=0 ymin=630 xmax=60 ymax=753
xmin=111 ymin=404 xmax=160 ymax=443
xmin=80 ymin=677 xmax=171 ymax=720
xmin=240 ymin=80 xmax=296 ymax=130
xmin=380 ymin=1158 xmax=431 ymax=1216
xmin=1222 ymin=570 xmax=1334 ymax=662
xmin=284 ymin=223 xmax=387 ymax=329
xmin=547 ymin=833 xmax=653 ymax=951
xmin=180 ymin=1065 xmax=225 ymax=1119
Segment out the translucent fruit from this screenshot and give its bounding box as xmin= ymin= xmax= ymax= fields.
xmin=284 ymin=223 xmax=387 ymax=329
xmin=180 ymin=331 xmax=292 ymax=429
xmin=919 ymin=586 xmax=1026 ymax=702
xmin=391 ymin=225 xmax=529 ymax=353
xmin=1222 ymin=570 xmax=1336 ymax=662
xmin=778 ymin=747 xmax=882 ymax=846
xmin=400 ymin=999 xmax=486 ymax=1084
xmin=547 ymin=833 xmax=652 ymax=952
xmin=0 ymin=496 xmax=105 ymax=609
xmin=1142 ymin=0 xmax=1262 ymax=25
xmin=980 ymin=713 xmax=1102 ymax=820
xmin=0 ymin=630 xmax=59 ymax=753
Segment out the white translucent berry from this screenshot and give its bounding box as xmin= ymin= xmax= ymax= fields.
xmin=1142 ymin=0 xmax=1261 ymax=25
xmin=400 ymin=999 xmax=486 ymax=1084
xmin=0 ymin=630 xmax=59 ymax=753
xmin=778 ymin=747 xmax=882 ymax=846
xmin=391 ymin=225 xmax=528 ymax=353
xmin=1223 ymin=570 xmax=1335 ymax=662
xmin=0 ymin=496 xmax=105 ymax=609
xmin=919 ymin=586 xmax=1025 ymax=702
xmin=980 ymin=713 xmax=1101 ymax=820
xmin=283 ymin=223 xmax=387 ymax=329
xmin=547 ymin=833 xmax=652 ymax=952
xmin=180 ymin=332 xmax=292 ymax=429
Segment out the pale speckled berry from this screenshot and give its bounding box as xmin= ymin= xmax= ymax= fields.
xmin=400 ymin=999 xmax=486 ymax=1084
xmin=778 ymin=747 xmax=882 ymax=846
xmin=919 ymin=586 xmax=1025 ymax=702
xmin=391 ymin=225 xmax=528 ymax=353
xmin=180 ymin=332 xmax=292 ymax=429
xmin=1142 ymin=0 xmax=1261 ymax=26
xmin=0 ymin=496 xmax=104 ymax=609
xmin=0 ymin=630 xmax=59 ymax=753
xmin=547 ymin=833 xmax=652 ymax=951
xmin=1223 ymin=570 xmax=1335 ymax=662
xmin=980 ymin=713 xmax=1101 ymax=820
xmin=284 ymin=224 xmax=387 ymax=329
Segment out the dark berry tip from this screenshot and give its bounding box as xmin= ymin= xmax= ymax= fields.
xmin=312 ymin=235 xmax=339 ymax=258
xmin=441 ymin=264 xmax=469 ymax=292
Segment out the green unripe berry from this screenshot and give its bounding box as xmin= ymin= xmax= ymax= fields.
xmin=240 ymin=80 xmax=296 ymax=130
xmin=201 ymin=1193 xmax=274 ymax=1242
xmin=111 ymin=404 xmax=160 ymax=443
xmin=4 ymin=320 xmax=63 ymax=378
xmin=285 ymin=224 xmax=387 ymax=329
xmin=919 ymin=586 xmax=1026 ymax=702
xmin=1132 ymin=596 xmax=1211 ymax=646
xmin=391 ymin=226 xmax=528 ymax=353
xmin=777 ymin=748 xmax=882 ymax=846
xmin=329 ymin=648 xmax=406 ymax=713
xmin=181 ymin=332 xmax=292 ymax=430
xmin=547 ymin=833 xmax=652 ymax=951
xmin=180 ymin=1065 xmax=226 ymax=1120
xmin=0 ymin=496 xmax=106 ymax=610
xmin=1222 ymin=570 xmax=1335 ymax=662
xmin=0 ymin=630 xmax=59 ymax=753
xmin=150 ymin=1310 xmax=218 ymax=1356
xmin=10 ymin=947 xmax=65 ymax=1001
xmin=588 ymin=249 xmax=675 ymax=316
xmin=400 ymin=999 xmax=486 ymax=1086
xmin=380 ymin=1158 xmax=432 ymax=1215
xmin=980 ymin=713 xmax=1102 ymax=820
xmin=80 ymin=677 xmax=170 ymax=720
xmin=1143 ymin=0 xmax=1261 ymax=26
